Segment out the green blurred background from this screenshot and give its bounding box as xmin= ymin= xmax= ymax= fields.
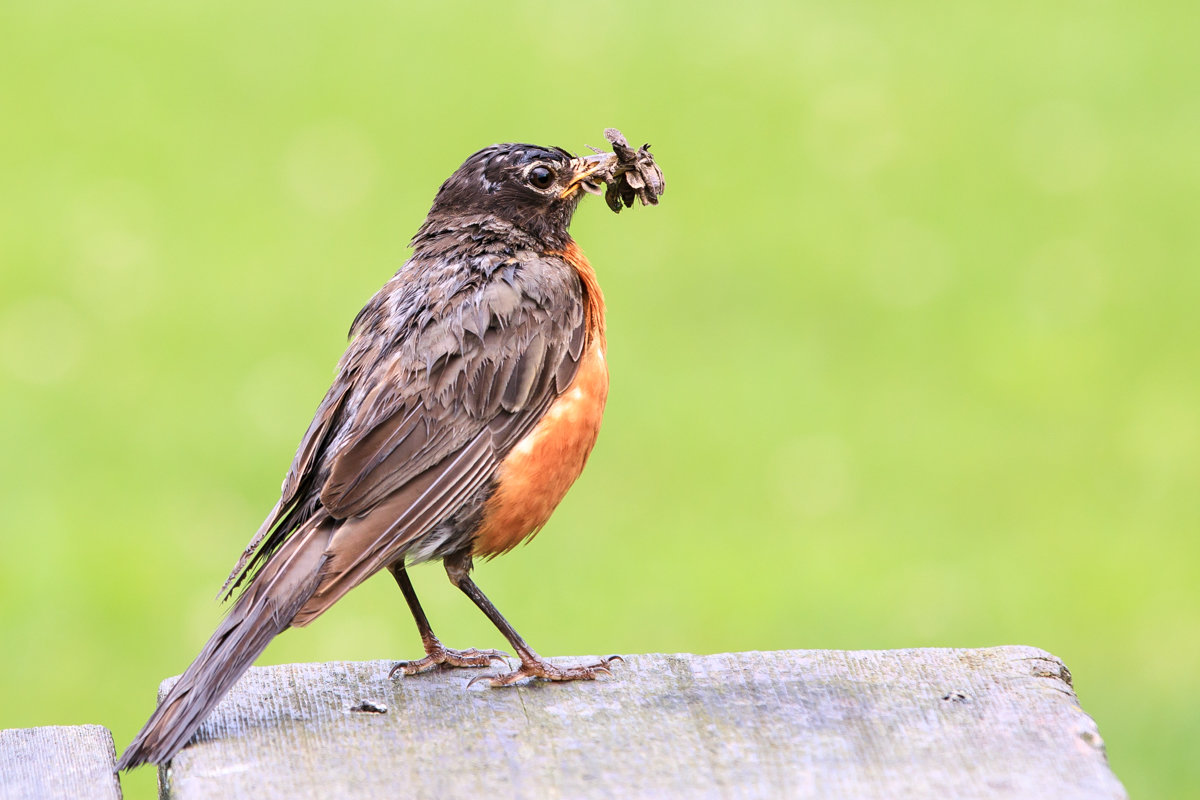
xmin=2 ymin=2 xmax=1196 ymax=797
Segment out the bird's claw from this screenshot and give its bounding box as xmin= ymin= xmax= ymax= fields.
xmin=467 ymin=654 xmax=624 ymax=688
xmin=389 ymin=646 xmax=509 ymax=678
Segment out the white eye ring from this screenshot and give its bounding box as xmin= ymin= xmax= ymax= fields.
xmin=527 ymin=165 xmax=554 ymax=189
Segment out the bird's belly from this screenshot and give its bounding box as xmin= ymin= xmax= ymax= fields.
xmin=472 ymin=341 xmax=609 ymax=557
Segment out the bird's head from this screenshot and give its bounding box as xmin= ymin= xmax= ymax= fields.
xmin=418 ymin=143 xmax=618 ymax=248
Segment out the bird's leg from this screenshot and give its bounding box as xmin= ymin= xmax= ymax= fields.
xmin=388 ymin=563 xmax=507 ymax=677
xmin=442 ymin=550 xmax=622 ymax=687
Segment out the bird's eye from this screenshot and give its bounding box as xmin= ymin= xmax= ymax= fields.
xmin=528 ymin=165 xmax=554 ymax=189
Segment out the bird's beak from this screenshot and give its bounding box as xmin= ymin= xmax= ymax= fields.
xmin=561 ymin=152 xmax=619 ymax=198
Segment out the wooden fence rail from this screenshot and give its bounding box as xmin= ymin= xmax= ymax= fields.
xmin=1 ymin=647 xmax=1128 ymax=800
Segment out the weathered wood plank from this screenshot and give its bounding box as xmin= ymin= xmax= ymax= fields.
xmin=158 ymin=647 xmax=1126 ymax=800
xmin=0 ymin=725 xmax=122 ymax=800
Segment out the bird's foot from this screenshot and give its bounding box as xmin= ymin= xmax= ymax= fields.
xmin=389 ymin=643 xmax=509 ymax=678
xmin=468 ymin=654 xmax=624 ymax=688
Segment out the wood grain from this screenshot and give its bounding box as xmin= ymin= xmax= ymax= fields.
xmin=0 ymin=725 xmax=122 ymax=800
xmin=158 ymin=647 xmax=1127 ymax=800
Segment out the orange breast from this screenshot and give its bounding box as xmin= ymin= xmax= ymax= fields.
xmin=471 ymin=340 xmax=609 ymax=557
xmin=471 ymin=240 xmax=608 ymax=558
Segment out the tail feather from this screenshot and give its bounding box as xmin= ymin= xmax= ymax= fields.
xmin=117 ymin=517 xmax=333 ymax=770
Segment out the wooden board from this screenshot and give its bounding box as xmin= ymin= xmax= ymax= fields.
xmin=0 ymin=725 xmax=122 ymax=800
xmin=158 ymin=647 xmax=1127 ymax=800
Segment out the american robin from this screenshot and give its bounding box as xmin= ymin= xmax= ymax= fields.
xmin=117 ymin=136 xmax=662 ymax=770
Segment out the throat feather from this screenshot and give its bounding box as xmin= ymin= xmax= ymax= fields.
xmin=552 ymin=240 xmax=606 ymax=346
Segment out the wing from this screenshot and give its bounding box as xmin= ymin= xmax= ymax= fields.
xmin=220 ymin=376 xmax=352 ymax=598
xmin=225 ymin=249 xmax=588 ymax=620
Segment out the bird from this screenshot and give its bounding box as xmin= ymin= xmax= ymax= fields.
xmin=117 ymin=139 xmax=648 ymax=770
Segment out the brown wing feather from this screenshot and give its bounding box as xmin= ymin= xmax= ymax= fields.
xmin=221 ymin=374 xmax=354 ymax=597
xmin=227 ymin=244 xmax=587 ymax=625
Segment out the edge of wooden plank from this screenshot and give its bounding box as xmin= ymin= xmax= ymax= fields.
xmin=0 ymin=724 xmax=122 ymax=800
